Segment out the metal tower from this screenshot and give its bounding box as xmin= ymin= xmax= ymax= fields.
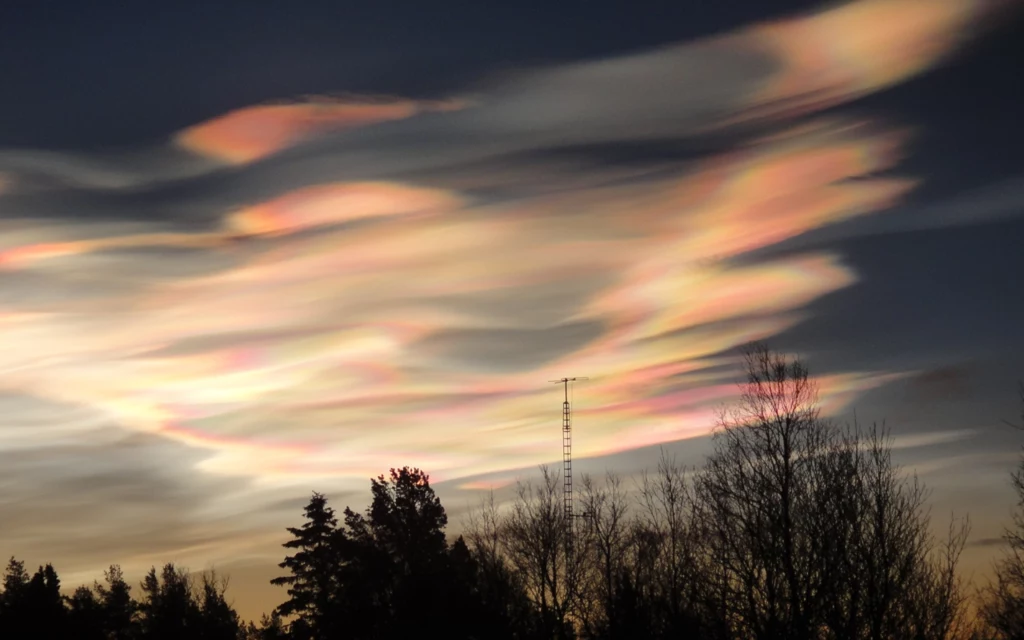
xmin=550 ymin=377 xmax=587 ymax=521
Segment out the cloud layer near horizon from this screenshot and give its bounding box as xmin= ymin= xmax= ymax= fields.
xmin=0 ymin=0 xmax=1016 ymax=610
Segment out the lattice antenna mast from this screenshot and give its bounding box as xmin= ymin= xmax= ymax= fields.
xmin=549 ymin=377 xmax=588 ymax=521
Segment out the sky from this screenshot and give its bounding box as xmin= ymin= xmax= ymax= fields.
xmin=0 ymin=0 xmax=1022 ymax=621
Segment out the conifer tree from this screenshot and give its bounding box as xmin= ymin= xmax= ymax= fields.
xmin=271 ymin=492 xmax=342 ymax=639
xmin=67 ymin=585 xmax=106 ymax=640
xmin=0 ymin=557 xmax=31 ymax=637
xmin=338 ymin=467 xmax=454 ymax=639
xmin=139 ymin=563 xmax=201 ymax=640
xmin=27 ymin=564 xmax=68 ymax=637
xmin=96 ymin=564 xmax=138 ymax=640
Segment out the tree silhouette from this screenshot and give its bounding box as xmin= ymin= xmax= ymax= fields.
xmin=138 ymin=563 xmax=203 ymax=640
xmin=696 ymin=343 xmax=829 ymax=639
xmin=242 ymin=612 xmax=288 ymax=640
xmin=27 ymin=564 xmax=68 ymax=638
xmin=196 ymin=571 xmax=242 ymax=640
xmin=501 ymin=466 xmax=584 ymax=640
xmin=463 ymin=494 xmax=540 ymax=639
xmin=979 ymin=386 xmax=1024 ymax=638
xmin=695 ymin=343 xmax=970 ymax=639
xmin=0 ymin=560 xmax=75 ymax=639
xmin=67 ymin=585 xmax=106 ymax=640
xmin=836 ymin=425 xmax=971 ymax=639
xmin=338 ymin=466 xmax=459 ymax=639
xmin=0 ymin=557 xmax=34 ymax=638
xmin=96 ymin=564 xmax=139 ymax=640
xmin=632 ymin=453 xmax=711 ymax=639
xmin=271 ymin=491 xmax=342 ymax=640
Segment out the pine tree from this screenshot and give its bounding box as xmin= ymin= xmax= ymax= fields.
xmin=67 ymin=585 xmax=106 ymax=640
xmin=0 ymin=557 xmax=31 ymax=638
xmin=95 ymin=564 xmax=138 ymax=640
xmin=0 ymin=557 xmax=29 ymax=599
xmin=27 ymin=564 xmax=68 ymax=637
xmin=250 ymin=612 xmax=287 ymax=639
xmin=338 ymin=467 xmax=453 ymax=639
xmin=139 ymin=563 xmax=202 ymax=640
xmin=367 ymin=467 xmax=449 ymax=571
xmin=271 ymin=492 xmax=342 ymax=640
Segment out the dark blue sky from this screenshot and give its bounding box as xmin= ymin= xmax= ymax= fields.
xmin=0 ymin=0 xmax=853 ymax=148
xmin=2 ymin=1 xmax=1020 ymax=210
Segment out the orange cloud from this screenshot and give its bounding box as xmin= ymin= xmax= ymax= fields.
xmin=176 ymin=98 xmax=463 ymax=164
xmin=225 ymin=182 xmax=464 ymax=235
xmin=0 ymin=233 xmax=228 ymax=269
xmin=457 ymin=478 xmax=517 ymax=491
xmin=0 ymin=242 xmax=83 ymax=268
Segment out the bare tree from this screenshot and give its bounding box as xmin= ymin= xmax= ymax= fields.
xmin=502 ymin=465 xmax=588 ymax=639
xmin=458 ymin=344 xmax=975 ymax=640
xmin=695 ymin=343 xmax=971 ymax=640
xmin=465 ymin=491 xmax=507 ymax=575
xmin=695 ymin=343 xmax=832 ymax=639
xmin=830 ymin=424 xmax=971 ymax=640
xmin=577 ymin=473 xmax=631 ymax=638
xmin=635 ymin=450 xmax=715 ymax=639
xmin=978 ymin=386 xmax=1024 ymax=639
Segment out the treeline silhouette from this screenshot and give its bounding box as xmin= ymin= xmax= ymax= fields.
xmin=3 ymin=345 xmax=1024 ymax=639
xmin=0 ymin=559 xmax=272 ymax=640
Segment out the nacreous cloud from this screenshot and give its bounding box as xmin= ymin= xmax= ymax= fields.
xmin=0 ymin=0 xmax=1013 ymax=576
xmin=175 ymin=98 xmax=465 ymax=165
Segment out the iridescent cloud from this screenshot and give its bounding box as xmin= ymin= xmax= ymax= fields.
xmin=175 ymin=98 xmax=463 ymax=164
xmin=225 ymin=182 xmax=465 ymax=235
xmin=0 ymin=121 xmax=931 ymax=483
xmin=734 ymin=0 xmax=995 ymax=122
